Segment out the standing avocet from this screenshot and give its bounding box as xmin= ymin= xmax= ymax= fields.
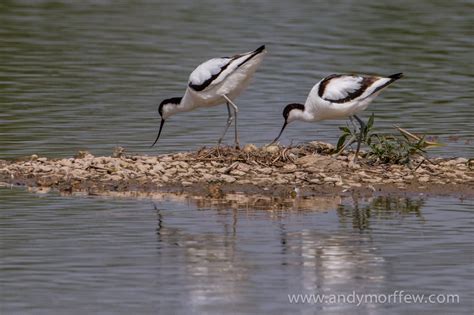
xmin=272 ymin=73 xmax=403 ymax=161
xmin=151 ymin=45 xmax=267 ymax=148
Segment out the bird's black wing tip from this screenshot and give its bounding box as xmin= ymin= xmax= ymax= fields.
xmin=389 ymin=72 xmax=404 ymax=80
xmin=255 ymin=45 xmax=266 ymax=53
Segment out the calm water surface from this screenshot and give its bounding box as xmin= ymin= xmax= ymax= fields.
xmin=0 ymin=0 xmax=472 ymax=158
xmin=1 ymin=1 xmax=473 ymax=314
xmin=0 ymin=188 xmax=473 ymax=314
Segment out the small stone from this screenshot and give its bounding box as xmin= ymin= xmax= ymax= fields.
xmin=152 ymin=164 xmax=165 ymax=173
xmin=160 ymin=156 xmax=173 ymax=162
xmin=135 ymin=164 xmax=148 ymax=173
xmin=283 ymin=164 xmax=297 ymax=172
xmin=294 ymin=172 xmax=306 ymax=179
xmin=308 ymin=141 xmax=335 ymax=151
xmin=165 ymin=168 xmax=177 ymax=176
xmin=171 ymin=161 xmax=189 ymax=169
xmin=220 ymin=174 xmax=236 ymax=183
xmin=295 ymin=155 xmax=319 ymax=166
xmin=202 ymin=174 xmax=217 ymax=181
xmin=216 ymin=167 xmax=228 ymax=174
xmin=348 ymin=161 xmax=361 ymax=169
xmin=418 ymin=176 xmax=430 ymax=183
xmin=273 ymin=178 xmax=288 ymax=184
xmin=442 ymin=158 xmax=465 ymax=166
xmin=263 ymin=145 xmax=280 ymax=154
xmin=182 ymin=181 xmax=193 ymax=187
xmin=230 ymin=169 xmax=246 ymax=176
xmin=236 ymin=163 xmax=251 ymax=173
xmin=323 ymin=176 xmax=340 ymax=183
xmin=258 ymin=167 xmax=272 ymax=175
xmin=37 ymin=157 xmax=48 ymax=163
xmin=242 ymin=144 xmax=258 ymax=153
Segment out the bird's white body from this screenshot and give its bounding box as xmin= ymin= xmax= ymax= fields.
xmin=272 ymin=72 xmax=403 ymax=160
xmin=287 ymin=74 xmax=400 ymax=123
xmin=161 ymin=46 xmax=266 ymax=119
xmin=153 ymin=45 xmax=266 ymax=148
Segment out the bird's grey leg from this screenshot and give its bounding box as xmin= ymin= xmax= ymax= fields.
xmin=217 ymin=102 xmax=233 ymax=146
xmin=222 ymin=95 xmax=240 ymax=149
xmin=334 ymin=116 xmax=358 ymax=156
xmin=335 ymin=134 xmax=357 ymax=156
xmin=353 ymin=115 xmax=366 ymax=162
xmin=349 ymin=116 xmax=358 ymax=132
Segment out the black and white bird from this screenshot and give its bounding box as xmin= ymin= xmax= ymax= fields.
xmin=272 ymin=73 xmax=403 ymax=161
xmin=152 ymin=45 xmax=267 ymax=148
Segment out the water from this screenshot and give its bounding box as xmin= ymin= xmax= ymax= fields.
xmin=0 ymin=0 xmax=472 ymax=159
xmin=0 ymin=188 xmax=473 ymax=314
xmin=1 ymin=1 xmax=473 ymax=314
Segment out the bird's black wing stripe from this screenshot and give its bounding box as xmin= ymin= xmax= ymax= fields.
xmin=188 ymin=62 xmax=231 ymax=92
xmin=189 ymin=45 xmax=265 ymax=92
xmin=368 ymin=73 xmax=403 ymax=96
xmin=317 ymin=74 xmax=342 ymax=98
xmin=234 ymin=45 xmax=266 ymax=69
xmin=323 ymin=76 xmax=377 ymax=104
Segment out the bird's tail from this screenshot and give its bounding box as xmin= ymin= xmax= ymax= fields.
xmin=253 ymin=45 xmax=266 ymax=54
xmin=388 ymin=73 xmax=404 ymax=81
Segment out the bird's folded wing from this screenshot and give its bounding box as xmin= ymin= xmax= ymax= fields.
xmin=188 ymin=57 xmax=232 ymax=91
xmin=188 ymin=49 xmax=260 ymax=92
xmin=319 ymin=75 xmax=376 ymax=103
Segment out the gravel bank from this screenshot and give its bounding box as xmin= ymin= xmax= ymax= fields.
xmin=1 ymin=142 xmax=472 ymax=199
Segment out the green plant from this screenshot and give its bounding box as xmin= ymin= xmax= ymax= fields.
xmin=368 ymin=133 xmax=427 ymax=164
xmin=336 ymin=113 xmax=375 ymax=153
xmin=336 ymin=114 xmax=431 ymax=165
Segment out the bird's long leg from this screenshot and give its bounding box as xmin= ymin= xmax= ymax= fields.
xmin=353 ymin=115 xmax=366 ymax=162
xmin=335 ymin=134 xmax=357 ymax=156
xmin=349 ymin=116 xmax=358 ymax=133
xmin=217 ymin=102 xmax=233 ymax=146
xmin=334 ymin=116 xmax=358 ymax=156
xmin=223 ymin=95 xmax=240 ymax=149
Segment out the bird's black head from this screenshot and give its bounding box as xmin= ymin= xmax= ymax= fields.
xmin=158 ymin=97 xmax=182 ymax=118
xmin=151 ymin=97 xmax=182 ymax=147
xmin=282 ymin=103 xmax=305 ymax=122
xmin=272 ymin=103 xmax=305 ymax=144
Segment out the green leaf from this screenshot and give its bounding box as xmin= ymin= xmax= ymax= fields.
xmin=336 ymin=134 xmax=348 ymax=151
xmin=367 ymin=113 xmax=375 ymax=129
xmin=339 ymin=126 xmax=351 ymax=134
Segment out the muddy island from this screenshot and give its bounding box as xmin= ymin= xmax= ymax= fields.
xmin=0 ymin=142 xmax=472 ymax=199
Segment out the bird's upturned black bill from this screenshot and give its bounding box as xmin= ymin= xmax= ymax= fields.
xmin=151 ymin=119 xmax=165 ymax=147
xmin=271 ymin=121 xmax=288 ymax=144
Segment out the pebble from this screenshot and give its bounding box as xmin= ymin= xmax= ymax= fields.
xmin=418 ymin=176 xmax=430 ymax=183
xmin=242 ymin=144 xmax=258 ymax=153
xmin=263 ymin=145 xmax=280 ymax=154
xmin=236 ymin=163 xmax=251 ymax=173
xmin=258 ymin=167 xmax=272 ymax=175
xmin=283 ymin=164 xmax=297 ymax=172
xmin=230 ymin=169 xmax=246 ymax=176
xmin=220 ymin=175 xmax=236 ymax=183
xmin=323 ymin=176 xmax=340 ymax=183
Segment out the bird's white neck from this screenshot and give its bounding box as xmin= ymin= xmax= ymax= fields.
xmin=289 ymin=106 xmax=315 ymax=123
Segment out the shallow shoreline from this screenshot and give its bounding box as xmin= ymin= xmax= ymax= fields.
xmin=1 ymin=142 xmax=473 ymax=199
